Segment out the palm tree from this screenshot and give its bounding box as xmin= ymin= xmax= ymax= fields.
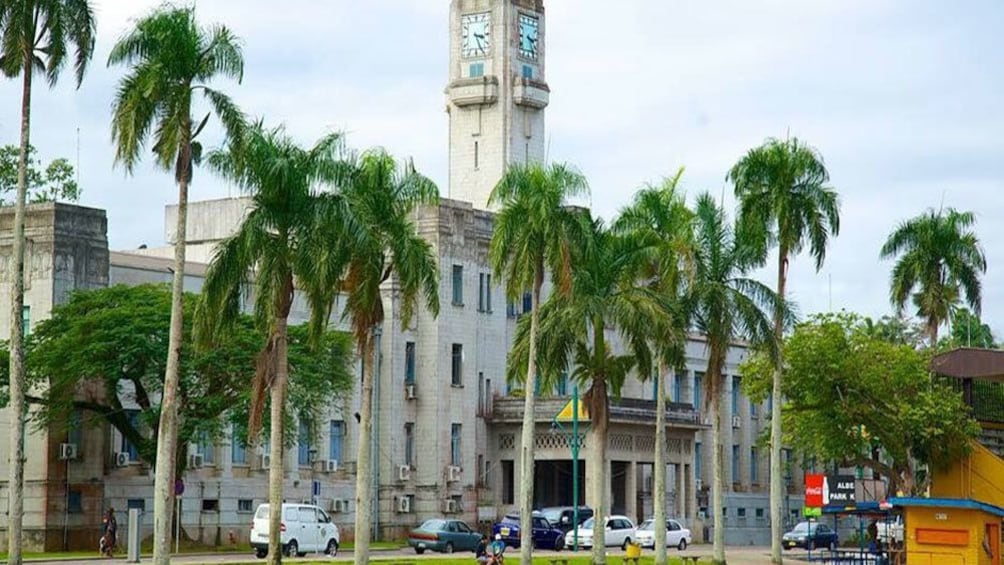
xmin=879 ymin=207 xmax=986 ymax=346
xmin=334 ymin=151 xmax=440 ymax=565
xmin=488 ymin=162 xmax=588 ymax=564
xmin=195 ymin=123 xmax=349 ymax=565
xmin=689 ymin=193 xmax=784 ymax=565
xmin=108 ymin=8 xmax=244 ymax=564
xmin=727 ymin=137 xmax=840 ymax=564
xmin=613 ymin=168 xmax=694 ymax=565
xmin=510 ymin=218 xmax=659 ymax=565
xmin=0 ymin=3 xmax=95 ymax=560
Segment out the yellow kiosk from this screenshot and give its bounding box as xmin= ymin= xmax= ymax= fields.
xmin=889 ymin=497 xmax=1004 ymax=565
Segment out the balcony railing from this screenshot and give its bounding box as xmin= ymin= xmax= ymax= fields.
xmin=490 ymin=395 xmax=700 ymax=426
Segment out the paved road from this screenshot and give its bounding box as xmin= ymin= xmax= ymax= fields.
xmin=22 ymin=546 xmax=778 ymax=565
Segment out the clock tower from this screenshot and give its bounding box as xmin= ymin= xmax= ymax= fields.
xmin=447 ymin=0 xmax=549 ymax=210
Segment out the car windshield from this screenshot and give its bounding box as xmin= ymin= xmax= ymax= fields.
xmin=581 ymin=518 xmax=595 ymax=529
xmin=542 ymin=509 xmax=563 ymax=523
xmin=420 ymin=519 xmax=446 ymax=531
xmin=500 ymin=515 xmax=519 ymax=525
xmin=639 ymin=520 xmax=653 ymax=531
xmin=793 ymin=523 xmax=811 ymax=533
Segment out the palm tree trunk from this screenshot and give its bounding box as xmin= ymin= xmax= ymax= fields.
xmin=710 ymin=351 xmax=726 ymax=565
xmin=518 ymin=265 xmax=544 ymax=565
xmin=654 ymin=361 xmax=667 ymax=565
xmin=151 ymin=145 xmax=191 ymax=565
xmin=769 ymin=253 xmax=787 ymax=565
xmin=354 ymin=335 xmax=375 ymax=565
xmin=928 ymin=318 xmax=939 ymax=348
xmin=7 ymin=59 xmax=32 ymax=565
xmin=267 ymin=318 xmax=289 ymax=565
xmin=589 ymin=376 xmax=610 ymax=565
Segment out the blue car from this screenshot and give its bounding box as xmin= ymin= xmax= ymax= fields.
xmin=492 ymin=513 xmax=565 ymax=550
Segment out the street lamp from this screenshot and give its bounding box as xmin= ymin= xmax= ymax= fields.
xmin=550 ymin=386 xmax=585 ymax=551
xmin=783 ymin=448 xmax=792 ymax=529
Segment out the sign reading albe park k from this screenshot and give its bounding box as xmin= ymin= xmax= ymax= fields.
xmin=805 ymin=474 xmax=857 ymax=510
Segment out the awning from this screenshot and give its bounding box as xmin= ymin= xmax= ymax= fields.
xmin=888 ymin=497 xmax=1004 ymax=518
xmin=930 ymin=348 xmax=1004 ymax=382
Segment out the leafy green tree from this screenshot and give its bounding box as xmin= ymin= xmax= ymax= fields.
xmin=196 ymin=123 xmax=350 ymax=564
xmin=329 ymin=151 xmax=439 ymax=565
xmin=510 ymin=218 xmax=658 ymax=565
xmin=107 ymin=7 xmax=244 ymax=563
xmin=940 ymin=308 xmax=995 ymax=349
xmin=0 ymin=145 xmax=80 ymax=203
xmin=488 ymin=162 xmax=588 ymax=563
xmin=880 ymin=208 xmax=986 ymax=346
xmin=688 ymin=194 xmax=782 ymax=565
xmin=728 ymin=136 xmax=840 ymax=564
xmin=741 ymin=312 xmax=980 ymax=495
xmin=0 ymin=2 xmax=96 ymax=559
xmin=613 ymin=168 xmax=694 ymax=565
xmin=25 ymin=284 xmax=352 ymax=470
xmin=860 ymin=314 xmax=927 ymax=348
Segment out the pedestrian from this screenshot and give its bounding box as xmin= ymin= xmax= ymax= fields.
xmin=475 ymin=534 xmax=490 ymax=564
xmin=488 ymin=533 xmax=506 ymax=565
xmin=100 ymin=508 xmax=117 ymax=557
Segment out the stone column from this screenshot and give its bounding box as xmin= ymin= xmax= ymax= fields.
xmin=686 ymin=463 xmax=697 ymax=527
xmin=625 ymin=461 xmax=638 ymax=523
xmin=220 ymin=438 xmax=233 ymax=478
xmin=676 ymin=463 xmax=686 ymax=518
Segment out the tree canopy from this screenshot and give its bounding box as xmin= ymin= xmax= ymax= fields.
xmin=0 ymin=145 xmax=80 ymax=204
xmin=741 ymin=312 xmax=980 ymax=495
xmin=23 ymin=284 xmax=353 ymax=468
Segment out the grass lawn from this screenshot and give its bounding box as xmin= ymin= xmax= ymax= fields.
xmin=185 ymin=557 xmax=715 ymax=565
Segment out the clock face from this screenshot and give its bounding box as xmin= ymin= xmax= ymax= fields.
xmin=518 ymin=13 xmax=539 ymax=60
xmin=462 ymin=12 xmax=491 ymax=58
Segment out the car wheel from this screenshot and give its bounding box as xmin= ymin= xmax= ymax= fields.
xmin=678 ymin=539 xmax=688 ymax=551
xmin=622 ymin=538 xmax=632 ymax=551
xmin=414 ymin=547 xmax=425 ymax=555
xmin=284 ymin=540 xmax=298 ymax=558
xmin=326 ymin=539 xmax=339 ymax=556
xmin=554 ymin=535 xmax=564 ymax=551
xmin=254 ymin=548 xmax=267 ymax=559
xmin=445 ymin=542 xmax=455 ymax=554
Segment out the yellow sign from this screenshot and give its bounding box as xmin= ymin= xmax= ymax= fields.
xmin=555 ymin=400 xmax=589 ymax=422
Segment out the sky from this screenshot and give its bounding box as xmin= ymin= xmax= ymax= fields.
xmin=2 ymin=0 xmax=1003 ymax=334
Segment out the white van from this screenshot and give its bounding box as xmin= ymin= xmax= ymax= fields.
xmin=250 ymin=503 xmax=340 ymax=558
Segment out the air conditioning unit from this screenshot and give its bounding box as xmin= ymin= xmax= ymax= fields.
xmin=114 ymin=452 xmax=130 ymax=467
xmin=325 ymin=460 xmax=339 ymax=473
xmin=59 ymin=443 xmax=78 ymax=461
xmin=447 ymin=465 xmax=462 ymax=483
xmin=188 ymin=454 xmax=204 ymax=468
xmin=406 ymin=384 xmax=417 ymax=400
xmin=397 ymin=496 xmax=411 ymax=513
xmin=260 ymin=453 xmax=271 ymax=469
xmin=333 ymin=499 xmax=350 ymax=513
xmin=443 ymin=499 xmax=459 ymax=514
xmin=399 ymin=465 xmax=412 ymax=481
xmin=732 ymin=415 xmax=741 ymax=428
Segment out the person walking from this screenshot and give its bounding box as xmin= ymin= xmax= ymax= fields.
xmin=100 ymin=508 xmax=117 ymax=557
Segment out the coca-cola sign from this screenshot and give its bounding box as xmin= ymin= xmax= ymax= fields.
xmin=805 ymin=473 xmax=825 ymax=507
xmin=805 ymin=473 xmax=857 ymax=508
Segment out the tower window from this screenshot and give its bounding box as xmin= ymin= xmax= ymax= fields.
xmin=474 ymin=141 xmax=479 ymax=170
xmin=522 ymin=65 xmax=533 ymax=79
xmin=470 ymin=63 xmax=485 ymax=78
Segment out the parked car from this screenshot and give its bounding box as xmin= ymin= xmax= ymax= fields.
xmin=782 ymin=521 xmax=838 ymax=551
xmin=250 ymin=503 xmax=339 ymax=558
xmin=540 ymin=506 xmax=594 ymax=533
xmin=634 ymin=518 xmax=692 ymax=550
xmin=563 ymin=515 xmax=636 ymax=550
xmin=876 ymin=516 xmax=904 ymax=545
xmin=408 ymin=518 xmax=481 ymax=554
xmin=492 ymin=512 xmax=565 ymax=550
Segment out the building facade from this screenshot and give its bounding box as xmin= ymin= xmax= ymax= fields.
xmin=0 ymin=0 xmax=808 ymax=550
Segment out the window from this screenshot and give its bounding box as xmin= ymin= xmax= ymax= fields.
xmin=522 ymin=291 xmax=532 ymax=313
xmin=405 ymin=342 xmax=416 ymax=384
xmin=695 ymin=442 xmax=702 ymax=482
xmin=329 ymin=420 xmax=344 ymax=462
xmin=121 ymin=410 xmax=140 ymax=462
xmin=469 ymin=62 xmax=484 ymax=77
xmin=478 ymin=273 xmax=492 ymax=312
xmin=451 ymin=423 xmax=462 ymax=466
xmin=768 ymin=393 xmax=774 ymax=415
xmin=522 ymin=65 xmax=533 ymax=79
xmin=21 ymin=305 xmax=29 ymax=337
xmin=755 ymin=508 xmax=765 ymax=520
xmin=404 ymin=423 xmax=414 ymax=467
xmin=501 ymin=460 xmax=515 ymax=504
xmin=737 ymin=508 xmax=747 ymax=519
xmin=298 ymin=507 xmax=316 ymax=523
xmin=506 ymin=301 xmax=517 ymax=318
xmin=452 ymin=265 xmax=464 ymax=305
xmin=555 ymin=372 xmax=568 ymax=396
xmin=238 ymin=499 xmax=254 ymax=513
xmin=732 ymin=444 xmax=740 ymax=483
xmin=198 ymin=431 xmax=215 ymax=465
xmin=674 ymin=373 xmax=682 ymax=403
xmin=127 ymin=499 xmax=146 ymax=511
xmin=67 ymin=410 xmax=83 ymax=447
xmin=485 ymin=378 xmax=492 ymax=408
xmin=451 ymin=344 xmax=463 ymax=386
xmin=651 ymin=374 xmax=658 ymax=401
xmin=68 ymin=490 xmax=83 ymax=514
xmin=750 ymin=399 xmax=758 ymax=419
xmin=477 ymin=454 xmax=485 ymax=486
xmin=731 ymin=376 xmax=741 ymax=415
xmin=694 ymin=372 xmax=704 ymax=411
xmin=231 ymin=422 xmax=247 ymax=465
xmin=201 ymin=499 xmax=219 ymax=512
xmin=298 ymin=420 xmax=311 ymax=466
xmin=750 ymin=447 xmax=759 ymax=483
xmin=474 ymin=141 xmax=479 ymax=169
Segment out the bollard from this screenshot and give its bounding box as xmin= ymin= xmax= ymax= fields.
xmin=127 ymin=508 xmax=141 ymax=563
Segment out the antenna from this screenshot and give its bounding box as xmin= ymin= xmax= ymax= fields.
xmin=828 ymin=273 xmax=832 ymax=312
xmin=75 ymin=127 xmax=80 ymax=185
